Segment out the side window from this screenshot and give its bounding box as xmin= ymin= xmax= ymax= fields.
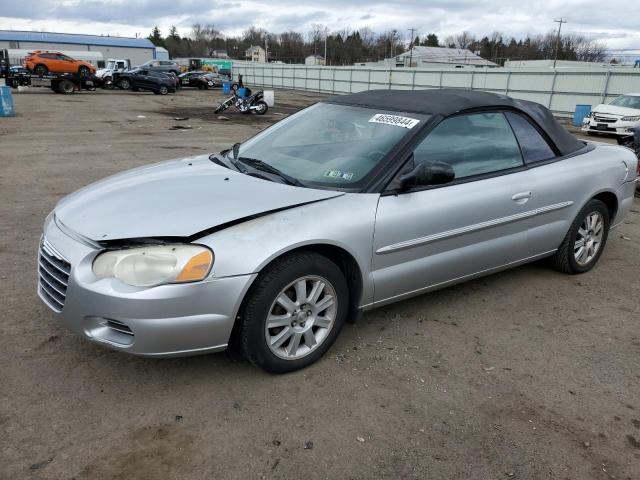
xmin=413 ymin=112 xmax=524 ymax=180
xmin=504 ymin=112 xmax=556 ymax=164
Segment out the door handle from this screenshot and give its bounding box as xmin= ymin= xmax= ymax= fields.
xmin=511 ymin=191 xmax=532 ymax=204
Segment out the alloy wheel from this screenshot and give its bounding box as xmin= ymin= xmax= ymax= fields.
xmin=265 ymin=275 xmax=338 ymax=360
xmin=574 ymin=211 xmax=604 ymax=266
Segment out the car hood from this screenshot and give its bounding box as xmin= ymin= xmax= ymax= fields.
xmin=592 ymin=104 xmax=640 ymax=117
xmin=55 ymin=155 xmax=344 ymax=242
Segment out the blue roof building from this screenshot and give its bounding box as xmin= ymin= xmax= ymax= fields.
xmin=0 ymin=30 xmax=162 ymax=66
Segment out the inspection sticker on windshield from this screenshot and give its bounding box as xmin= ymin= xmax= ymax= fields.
xmin=324 ymin=169 xmax=354 ymax=181
xmin=368 ymin=113 xmax=420 ymax=129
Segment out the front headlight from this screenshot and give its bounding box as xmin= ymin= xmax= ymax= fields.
xmin=93 ymin=245 xmax=213 ymax=287
xmin=621 ymin=115 xmax=640 ymax=122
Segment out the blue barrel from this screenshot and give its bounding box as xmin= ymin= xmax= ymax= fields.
xmin=222 ymin=82 xmax=231 ymax=94
xmin=237 ymin=87 xmax=247 ymax=98
xmin=0 ymin=85 xmax=15 ymax=117
xmin=573 ymin=104 xmax=591 ymax=127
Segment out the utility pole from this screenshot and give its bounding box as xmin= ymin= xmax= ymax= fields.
xmin=553 ymin=18 xmax=566 ymax=69
xmin=408 ymin=27 xmax=416 ymax=67
xmin=324 ymin=26 xmax=328 ymax=65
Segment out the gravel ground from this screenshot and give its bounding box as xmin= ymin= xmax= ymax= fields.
xmin=1 ymin=87 xmax=639 ymax=480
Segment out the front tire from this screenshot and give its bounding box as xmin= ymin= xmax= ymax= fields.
xmin=552 ymin=199 xmax=610 ymax=274
xmin=240 ymin=251 xmax=349 ymax=373
xmin=158 ymin=85 xmax=169 ymax=95
xmin=118 ymin=78 xmax=131 ymax=90
xmin=78 ymin=66 xmax=89 ymax=76
xmin=34 ymin=64 xmax=48 ymax=76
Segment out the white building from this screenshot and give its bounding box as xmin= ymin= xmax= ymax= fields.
xmin=0 ymin=30 xmax=162 ymax=68
xmin=305 ymin=54 xmax=325 ymax=66
xmin=391 ymin=46 xmax=497 ymax=68
xmin=503 ymin=59 xmax=634 ymax=69
xmin=245 ymin=45 xmax=267 ymax=63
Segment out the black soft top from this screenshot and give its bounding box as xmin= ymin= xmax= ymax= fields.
xmin=325 ymin=88 xmax=585 ymax=156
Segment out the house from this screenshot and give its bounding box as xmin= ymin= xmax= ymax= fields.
xmin=305 ymin=54 xmax=325 ymax=66
xmin=245 ymin=45 xmax=266 ymax=63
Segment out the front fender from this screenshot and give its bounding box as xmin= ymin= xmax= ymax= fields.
xmin=197 ymin=193 xmax=380 ymax=306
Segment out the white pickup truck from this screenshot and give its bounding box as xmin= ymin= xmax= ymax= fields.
xmin=95 ymin=59 xmax=131 ymax=85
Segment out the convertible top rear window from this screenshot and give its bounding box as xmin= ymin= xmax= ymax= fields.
xmin=505 ymin=112 xmax=556 ymax=164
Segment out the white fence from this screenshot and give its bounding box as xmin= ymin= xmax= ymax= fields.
xmin=232 ymin=61 xmax=640 ymax=116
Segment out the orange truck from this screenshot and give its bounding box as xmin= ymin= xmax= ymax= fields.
xmin=24 ymin=51 xmax=96 ymax=76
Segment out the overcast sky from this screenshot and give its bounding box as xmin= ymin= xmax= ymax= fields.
xmin=1 ymin=0 xmax=639 ymax=50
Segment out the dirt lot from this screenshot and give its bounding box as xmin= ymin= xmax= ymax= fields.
xmin=1 ymin=87 xmax=639 ymax=480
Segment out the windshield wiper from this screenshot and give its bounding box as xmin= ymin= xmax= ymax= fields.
xmin=215 ymin=143 xmax=246 ymax=173
xmin=236 ymin=156 xmax=305 ymax=187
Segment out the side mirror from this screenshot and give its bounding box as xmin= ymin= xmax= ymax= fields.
xmin=398 ymin=162 xmax=455 ymax=191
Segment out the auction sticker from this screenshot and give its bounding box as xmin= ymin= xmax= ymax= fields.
xmin=369 ymin=113 xmax=420 ymax=129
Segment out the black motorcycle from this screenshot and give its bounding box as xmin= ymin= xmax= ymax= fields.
xmin=214 ymin=87 xmax=268 ymax=115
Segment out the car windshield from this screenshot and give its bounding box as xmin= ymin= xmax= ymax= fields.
xmin=236 ymin=103 xmax=427 ymax=189
xmin=609 ymin=95 xmax=640 ymax=110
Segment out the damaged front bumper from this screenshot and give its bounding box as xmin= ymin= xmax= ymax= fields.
xmin=37 ymin=214 xmax=256 ymax=357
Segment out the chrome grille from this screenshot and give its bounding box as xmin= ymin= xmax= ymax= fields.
xmin=38 ymin=237 xmax=71 ymax=312
xmin=593 ymin=116 xmax=617 ymax=123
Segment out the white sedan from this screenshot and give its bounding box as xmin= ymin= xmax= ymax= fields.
xmin=583 ymin=93 xmax=640 ymax=136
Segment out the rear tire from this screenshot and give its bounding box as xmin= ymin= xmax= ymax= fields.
xmin=57 ymin=79 xmax=75 ymax=94
xmin=551 ymin=199 xmax=610 ymax=274
xmin=240 ymin=251 xmax=349 ymax=373
xmin=158 ymin=85 xmax=169 ymax=95
xmin=254 ymin=100 xmax=268 ymax=115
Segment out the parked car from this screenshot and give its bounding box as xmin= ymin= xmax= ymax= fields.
xmin=582 ymin=93 xmax=640 ymax=136
xmin=24 ymin=51 xmax=96 ymax=76
xmin=617 ymin=125 xmax=640 ymax=196
xmin=137 ymin=59 xmax=181 ymax=75
xmin=116 ymin=68 xmax=176 ymax=95
xmin=196 ymin=72 xmax=227 ymax=89
xmin=37 ymin=89 xmax=638 ymax=373
xmin=178 ymin=70 xmax=207 ymax=87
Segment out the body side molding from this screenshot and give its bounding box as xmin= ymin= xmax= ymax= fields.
xmin=376 ymin=201 xmax=573 ymax=255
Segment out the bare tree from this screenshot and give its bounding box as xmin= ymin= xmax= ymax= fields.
xmin=360 ymin=27 xmax=376 ymax=49
xmin=308 ymin=23 xmax=326 ymax=54
xmin=455 ymin=31 xmax=475 ymax=50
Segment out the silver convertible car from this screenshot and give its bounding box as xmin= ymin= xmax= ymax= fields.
xmin=38 ymin=89 xmax=639 ymax=373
